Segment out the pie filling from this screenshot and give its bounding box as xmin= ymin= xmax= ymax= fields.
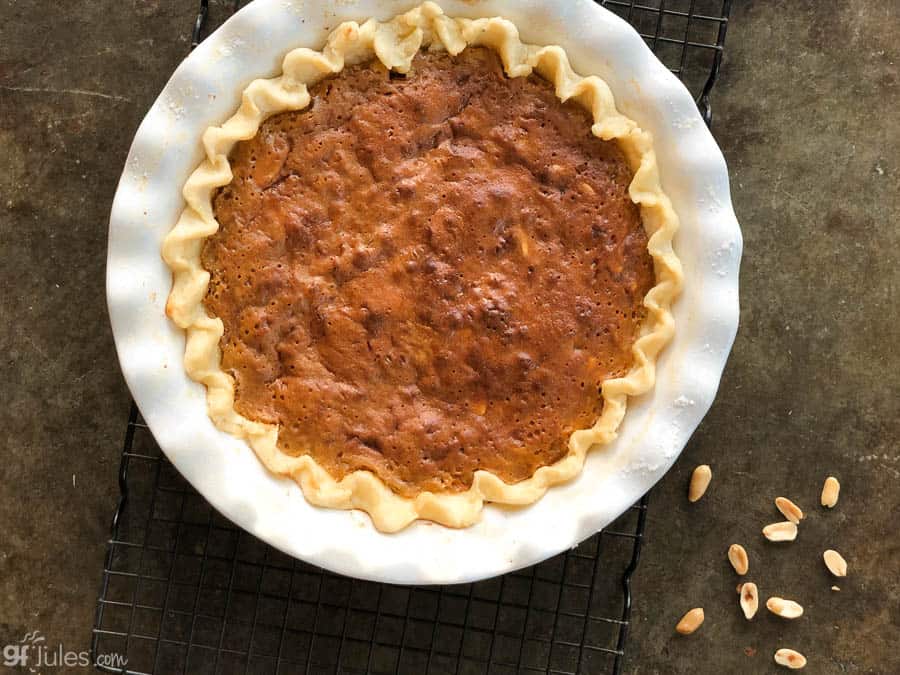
xmin=202 ymin=47 xmax=654 ymax=498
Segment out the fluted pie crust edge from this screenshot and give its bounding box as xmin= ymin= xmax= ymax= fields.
xmin=162 ymin=1 xmax=683 ymax=532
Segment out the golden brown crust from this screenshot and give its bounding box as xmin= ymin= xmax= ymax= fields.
xmin=203 ymin=47 xmax=654 ymax=497
xmin=162 ymin=2 xmax=683 ymax=531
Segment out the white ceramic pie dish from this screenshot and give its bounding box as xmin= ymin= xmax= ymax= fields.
xmin=107 ymin=0 xmax=741 ymax=584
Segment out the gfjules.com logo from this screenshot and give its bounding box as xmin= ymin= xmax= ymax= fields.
xmin=2 ymin=631 xmax=127 ymax=671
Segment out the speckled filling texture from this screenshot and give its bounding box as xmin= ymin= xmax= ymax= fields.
xmin=203 ymin=48 xmax=653 ymax=496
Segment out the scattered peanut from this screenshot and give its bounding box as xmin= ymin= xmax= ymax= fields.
xmin=766 ymin=596 xmax=804 ymax=619
xmin=688 ymin=465 xmax=712 ymax=502
xmin=775 ymin=497 xmax=804 ymax=524
xmin=728 ymin=544 xmax=749 ymax=575
xmin=823 ymin=549 xmax=848 ymax=577
xmin=821 ymin=476 xmax=840 ymax=508
xmin=774 ymin=648 xmax=807 ymax=669
xmin=739 ymin=582 xmax=759 ymax=620
xmin=675 ymin=608 xmax=705 ymax=635
xmin=763 ymin=521 xmax=798 ymax=542
xmin=831 ymin=585 xmax=841 ymax=592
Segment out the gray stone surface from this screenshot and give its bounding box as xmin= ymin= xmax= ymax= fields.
xmin=627 ymin=2 xmax=900 ymax=673
xmin=0 ymin=1 xmax=897 ymax=673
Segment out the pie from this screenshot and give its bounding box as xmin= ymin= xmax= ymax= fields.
xmin=163 ymin=2 xmax=682 ymax=532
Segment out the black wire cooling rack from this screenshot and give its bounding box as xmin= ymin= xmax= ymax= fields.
xmin=92 ymin=1 xmax=732 ymax=673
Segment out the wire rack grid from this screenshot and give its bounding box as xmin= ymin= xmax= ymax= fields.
xmin=92 ymin=1 xmax=732 ymax=673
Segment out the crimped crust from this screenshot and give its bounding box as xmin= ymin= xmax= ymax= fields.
xmin=162 ymin=1 xmax=683 ymax=532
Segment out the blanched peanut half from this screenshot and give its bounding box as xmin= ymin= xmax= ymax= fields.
xmin=823 ymin=549 xmax=848 ymax=577
xmin=775 ymin=497 xmax=804 ymax=524
xmin=774 ymin=648 xmax=807 ymax=669
xmin=688 ymin=465 xmax=712 ymax=502
xmin=728 ymin=544 xmax=749 ymax=575
xmin=512 ymin=227 xmax=533 ymax=259
xmin=675 ymin=608 xmax=705 ymax=635
xmin=739 ymin=582 xmax=759 ymax=620
xmin=577 ymin=181 xmax=596 ymax=196
xmin=821 ymin=476 xmax=840 ymax=508
xmin=766 ymin=596 xmax=804 ymax=619
xmin=763 ymin=521 xmax=798 ymax=542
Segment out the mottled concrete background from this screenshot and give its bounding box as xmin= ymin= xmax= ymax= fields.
xmin=1 ymin=1 xmax=897 ymax=673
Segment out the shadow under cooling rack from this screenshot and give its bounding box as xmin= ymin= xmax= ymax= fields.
xmin=92 ymin=0 xmax=732 ymax=672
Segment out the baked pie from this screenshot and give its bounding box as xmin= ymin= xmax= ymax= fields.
xmin=163 ymin=2 xmax=682 ymax=531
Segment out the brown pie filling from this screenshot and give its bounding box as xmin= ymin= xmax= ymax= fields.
xmin=202 ymin=47 xmax=654 ymax=497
